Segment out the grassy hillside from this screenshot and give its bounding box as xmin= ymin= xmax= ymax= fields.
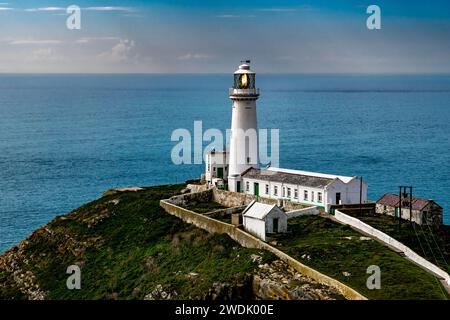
xmin=353 ymin=215 xmax=449 ymax=274
xmin=277 ymin=216 xmax=449 ymax=300
xmin=0 ymin=185 xmax=275 ymax=300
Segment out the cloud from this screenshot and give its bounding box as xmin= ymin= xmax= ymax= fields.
xmin=97 ymin=39 xmax=136 ymax=63
xmin=27 ymin=48 xmax=54 ymax=62
xmin=0 ymin=6 xmax=12 ymax=11
xmin=215 ymin=14 xmax=255 ymax=18
xmin=75 ymin=37 xmax=120 ymax=44
xmin=9 ymin=39 xmax=63 ymax=45
xmin=84 ymin=6 xmax=133 ymax=12
xmin=177 ymin=53 xmax=211 ymax=60
xmin=257 ymin=6 xmax=315 ymax=13
xmin=24 ymin=7 xmax=65 ymax=12
xmin=20 ymin=6 xmax=134 ymax=13
xmin=257 ymin=8 xmax=298 ymax=12
xmin=216 ymin=14 xmax=241 ymax=18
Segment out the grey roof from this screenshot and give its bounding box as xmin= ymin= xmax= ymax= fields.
xmin=242 ymin=168 xmax=334 ymax=188
xmin=243 ymin=201 xmax=282 ymax=220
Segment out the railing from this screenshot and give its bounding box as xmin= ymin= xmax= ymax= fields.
xmin=229 ymin=88 xmax=259 ymax=96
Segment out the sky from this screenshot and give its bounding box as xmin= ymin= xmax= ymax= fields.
xmin=1 ymin=0 xmax=450 ymax=73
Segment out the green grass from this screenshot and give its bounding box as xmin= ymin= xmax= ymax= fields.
xmin=0 ymin=184 xmax=275 ymax=300
xmin=277 ymin=215 xmax=449 ymax=300
xmin=353 ymin=214 xmax=449 ymax=274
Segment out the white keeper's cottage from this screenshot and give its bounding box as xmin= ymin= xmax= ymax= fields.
xmin=204 ymin=61 xmax=368 ymax=213
xmin=242 ymin=201 xmax=287 ymax=241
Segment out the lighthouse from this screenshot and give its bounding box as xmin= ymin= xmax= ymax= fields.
xmin=227 ymin=61 xmax=260 ymax=192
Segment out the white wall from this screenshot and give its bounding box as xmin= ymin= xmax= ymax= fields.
xmin=334 ymin=210 xmax=450 ymax=287
xmin=242 ymin=177 xmax=326 ymax=208
xmin=325 ymin=178 xmax=368 ymax=212
xmin=286 ymin=206 xmax=319 ymax=218
xmin=243 ymin=216 xmax=266 ymax=241
xmin=205 ymin=152 xmax=228 ymax=183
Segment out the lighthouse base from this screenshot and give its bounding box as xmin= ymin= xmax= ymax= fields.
xmin=227 ymin=175 xmax=242 ymax=193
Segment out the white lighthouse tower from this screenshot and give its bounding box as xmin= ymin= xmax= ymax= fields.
xmin=227 ymin=61 xmax=260 ymax=192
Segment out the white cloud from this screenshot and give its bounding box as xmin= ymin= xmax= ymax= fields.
xmin=75 ymin=37 xmax=120 ymax=44
xmin=257 ymin=6 xmax=315 ymax=13
xmin=257 ymin=8 xmax=297 ymax=12
xmin=0 ymin=6 xmax=12 ymax=11
xmin=97 ymin=39 xmax=136 ymax=63
xmin=28 ymin=48 xmax=53 ymax=61
xmin=21 ymin=6 xmax=134 ymax=13
xmin=24 ymin=7 xmax=65 ymax=12
xmin=216 ymin=14 xmax=241 ymax=18
xmin=84 ymin=7 xmax=133 ymax=12
xmin=177 ymin=53 xmax=211 ymax=60
xmin=216 ymin=14 xmax=255 ymax=18
xmin=9 ymin=39 xmax=63 ymax=45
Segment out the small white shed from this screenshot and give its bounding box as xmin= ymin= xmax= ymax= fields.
xmin=242 ymin=201 xmax=287 ymax=241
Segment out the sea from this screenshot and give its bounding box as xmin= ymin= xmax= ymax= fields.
xmin=1 ymin=74 xmax=450 ymax=252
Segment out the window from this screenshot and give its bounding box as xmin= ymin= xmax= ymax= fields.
xmin=207 ymin=163 xmax=210 ymax=172
xmin=304 ymin=190 xmax=308 ymax=201
xmin=287 ymin=188 xmax=291 ymax=198
xmin=246 ymin=181 xmax=249 ymax=191
xmin=213 ymin=167 xmax=216 ymax=171
xmin=318 ymin=192 xmax=322 ymax=203
xmin=274 ymin=186 xmax=278 ymax=196
xmin=265 ymin=184 xmax=269 ymax=195
xmin=294 ymin=189 xmax=298 ymax=199
xmin=311 ymin=191 xmax=315 ymax=202
xmin=282 ymin=187 xmax=286 ymax=197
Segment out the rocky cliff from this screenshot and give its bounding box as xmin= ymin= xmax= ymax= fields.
xmin=0 ymin=184 xmax=342 ymax=300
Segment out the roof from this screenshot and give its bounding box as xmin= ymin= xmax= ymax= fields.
xmin=242 ymin=201 xmax=283 ymax=220
xmin=234 ymin=63 xmax=255 ymax=75
xmin=376 ymin=193 xmax=441 ymax=211
xmin=241 ymin=167 xmax=355 ymax=188
xmin=268 ymin=167 xmax=355 ymax=184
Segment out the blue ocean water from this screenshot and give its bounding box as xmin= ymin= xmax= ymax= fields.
xmin=1 ymin=74 xmax=450 ymax=252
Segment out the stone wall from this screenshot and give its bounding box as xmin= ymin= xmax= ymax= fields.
xmin=187 ymin=184 xmax=210 ymax=194
xmin=206 ymin=206 xmax=246 ymax=219
xmin=160 ymin=198 xmax=367 ymax=300
xmin=334 ymin=210 xmax=450 ymax=288
xmin=167 ymin=189 xmax=213 ymax=206
xmin=212 ymin=188 xmax=308 ymax=211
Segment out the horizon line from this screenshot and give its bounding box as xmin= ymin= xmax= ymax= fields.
xmin=1 ymin=72 xmax=450 ymax=76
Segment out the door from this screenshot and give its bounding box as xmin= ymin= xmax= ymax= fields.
xmin=236 ymin=181 xmax=241 ymax=193
xmin=395 ymin=207 xmax=399 ymax=218
xmin=273 ymin=218 xmax=279 ymax=233
xmin=217 ymin=167 xmax=223 ymax=179
xmin=254 ymin=183 xmax=259 ymax=196
xmin=336 ymin=192 xmax=341 ymax=205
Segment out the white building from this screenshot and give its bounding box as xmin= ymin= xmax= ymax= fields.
xmin=241 ymin=167 xmax=367 ymax=213
xmin=204 ymin=61 xmax=368 ymax=212
xmin=242 ymin=201 xmax=287 ymax=241
xmin=204 ymin=150 xmax=228 ymax=187
xmin=227 ymin=61 xmax=260 ymax=192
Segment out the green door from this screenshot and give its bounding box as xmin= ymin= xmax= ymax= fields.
xmin=217 ymin=167 xmax=223 ymax=179
xmin=395 ymin=207 xmax=399 ymax=218
xmin=254 ymin=183 xmax=259 ymax=196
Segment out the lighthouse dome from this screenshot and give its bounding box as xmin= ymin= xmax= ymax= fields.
xmin=234 ymin=63 xmax=255 ymax=75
